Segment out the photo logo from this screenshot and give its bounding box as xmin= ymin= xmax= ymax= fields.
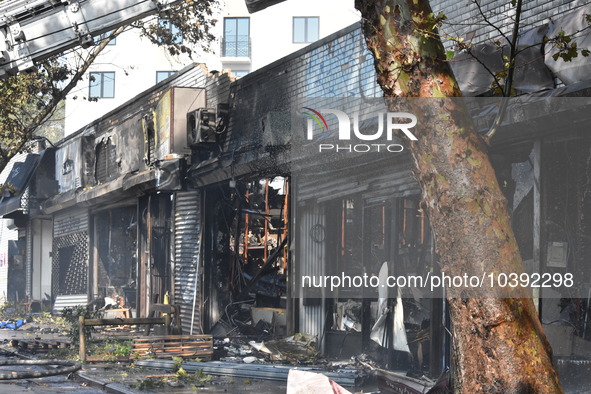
xmin=303 ymin=108 xmax=418 ymax=153
xmin=303 ymin=107 xmax=329 ymax=132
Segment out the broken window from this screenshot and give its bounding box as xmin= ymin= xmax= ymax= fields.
xmin=142 ymin=114 xmax=156 ymax=166
xmin=233 ymin=178 xmax=288 ymax=303
xmin=492 ymin=145 xmax=535 ymax=264
xmin=92 ymin=206 xmax=137 ymax=308
xmin=136 ymin=193 xmax=173 ymax=317
xmin=323 ymin=196 xmax=439 ymax=377
xmin=335 ymin=197 xmax=363 ymax=279
xmin=95 ymin=138 xmax=117 ymax=184
xmin=7 ymin=240 xmax=26 ymax=302
xmin=541 ymin=136 xmax=591 ymax=361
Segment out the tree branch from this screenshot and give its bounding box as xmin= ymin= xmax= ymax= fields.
xmin=472 ymin=0 xmax=510 ymax=44
xmin=484 ymin=0 xmax=522 ymax=143
xmin=15 ymin=26 xmax=126 ymax=155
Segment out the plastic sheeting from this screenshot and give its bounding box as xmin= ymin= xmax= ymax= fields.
xmin=287 ymin=370 xmax=352 ymax=394
xmin=370 ymin=265 xmax=411 ymax=353
xmin=450 ymin=43 xmax=503 ymax=96
xmin=450 ymin=24 xmax=554 ymax=96
xmin=545 ymin=4 xmax=591 ymax=85
xmin=450 ymin=4 xmax=591 ymax=95
xmin=370 ymin=262 xmax=389 ymax=347
xmin=392 ymin=288 xmax=411 ymax=353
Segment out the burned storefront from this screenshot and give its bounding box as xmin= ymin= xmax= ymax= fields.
xmin=184 ymin=12 xmax=591 ymax=391
xmin=92 ymin=205 xmax=137 ymax=310
xmin=294 ymin=156 xmax=442 ymax=375
xmin=187 ymin=110 xmax=292 ymax=335
xmin=39 ymin=65 xmax=217 ymax=319
xmin=198 ymin=176 xmax=289 ymax=335
xmin=484 ymin=95 xmax=591 ymax=392
xmin=185 ymin=23 xmax=449 ymax=376
xmin=0 ymin=8 xmax=588 ymax=390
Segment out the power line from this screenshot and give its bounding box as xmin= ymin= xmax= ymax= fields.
xmin=1 ymin=0 xmax=200 ymax=70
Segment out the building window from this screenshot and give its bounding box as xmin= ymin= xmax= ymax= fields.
xmin=156 ymin=71 xmax=176 ymax=83
xmin=293 ymin=17 xmax=319 ymax=43
xmin=95 ymin=138 xmax=117 ymax=183
xmin=89 ymin=72 xmax=115 ymax=99
xmin=223 ymin=17 xmax=250 ymax=57
xmin=159 ymin=18 xmax=183 ymax=44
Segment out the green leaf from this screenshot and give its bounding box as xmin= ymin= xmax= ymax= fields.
xmin=445 ymin=50 xmax=455 ymax=60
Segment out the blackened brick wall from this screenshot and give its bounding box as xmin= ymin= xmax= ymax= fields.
xmin=227 ymin=24 xmax=382 ymax=153
xmin=431 ymin=0 xmax=588 ymax=46
xmin=226 ymin=0 xmax=587 ymax=151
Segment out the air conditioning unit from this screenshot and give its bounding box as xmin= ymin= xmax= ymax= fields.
xmin=187 ymin=108 xmax=217 ymax=146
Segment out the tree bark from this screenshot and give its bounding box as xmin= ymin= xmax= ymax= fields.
xmin=355 ymin=0 xmax=563 ymax=392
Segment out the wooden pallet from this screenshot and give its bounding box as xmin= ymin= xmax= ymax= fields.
xmin=132 ymin=335 xmax=213 ymax=360
xmin=10 ymin=338 xmax=71 ymax=353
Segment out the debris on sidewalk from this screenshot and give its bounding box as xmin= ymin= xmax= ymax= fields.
xmin=134 ymin=358 xmax=366 ymax=387
xmin=131 ymin=334 xmax=213 ymax=360
xmin=249 ymin=333 xmax=318 ymax=362
xmin=0 ymin=319 xmax=26 ymax=330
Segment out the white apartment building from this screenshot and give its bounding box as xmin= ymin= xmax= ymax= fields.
xmin=63 ymin=0 xmax=360 ymax=136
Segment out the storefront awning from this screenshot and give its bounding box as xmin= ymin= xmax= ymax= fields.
xmin=0 ymin=154 xmax=41 ymax=217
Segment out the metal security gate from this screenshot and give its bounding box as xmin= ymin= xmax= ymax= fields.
xmin=296 ymin=202 xmax=327 ymax=352
xmin=173 ymin=191 xmax=201 ymax=334
xmin=52 ymin=209 xmax=89 ymax=296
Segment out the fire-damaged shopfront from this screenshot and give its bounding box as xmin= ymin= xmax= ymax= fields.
xmin=1 ymin=12 xmax=591 ymax=392
xmin=200 ymin=177 xmax=290 ymax=334
xmin=36 ymin=65 xmax=229 ymax=328
xmin=184 ymin=23 xmax=451 ymax=378
xmin=186 ymin=19 xmax=591 ymax=391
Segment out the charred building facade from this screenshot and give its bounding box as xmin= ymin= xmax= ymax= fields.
xmin=1 ymin=3 xmax=591 ymax=390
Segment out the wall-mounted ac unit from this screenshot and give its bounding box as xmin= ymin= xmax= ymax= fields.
xmin=187 ymin=108 xmax=217 ymax=146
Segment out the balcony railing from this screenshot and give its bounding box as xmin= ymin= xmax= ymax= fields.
xmin=221 ymin=36 xmax=251 ymax=58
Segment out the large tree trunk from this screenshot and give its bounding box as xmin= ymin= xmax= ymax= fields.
xmin=355 ymin=0 xmax=563 ymax=392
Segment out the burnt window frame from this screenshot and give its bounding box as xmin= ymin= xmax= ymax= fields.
xmin=94 ymin=138 xmax=117 ymax=184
